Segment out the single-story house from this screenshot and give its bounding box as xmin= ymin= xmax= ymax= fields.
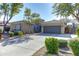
xmin=10 ymin=19 xmax=78 ymax=34
xmin=41 ymin=20 xmax=66 ymax=34
xmin=10 ymin=21 xmax=34 ymax=34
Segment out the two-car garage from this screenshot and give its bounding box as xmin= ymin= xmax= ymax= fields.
xmin=43 ymin=26 xmax=61 ymax=34
xmin=41 ymin=20 xmax=65 ymax=34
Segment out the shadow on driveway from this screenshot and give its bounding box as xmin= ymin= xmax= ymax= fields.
xmin=1 ymin=36 xmax=32 ymax=46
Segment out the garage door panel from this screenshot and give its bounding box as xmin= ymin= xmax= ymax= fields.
xmin=43 ymin=26 xmax=61 ymax=34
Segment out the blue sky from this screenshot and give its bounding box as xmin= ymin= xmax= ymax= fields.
xmin=11 ymin=3 xmax=57 ymax=22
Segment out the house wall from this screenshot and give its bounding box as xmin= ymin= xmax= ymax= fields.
xmin=0 ymin=26 xmax=4 ymax=32
xmin=41 ymin=20 xmax=66 ymax=34
xmin=41 ymin=26 xmax=65 ymax=34
xmin=61 ymin=26 xmax=65 ymax=34
xmin=10 ymin=21 xmax=34 ymax=34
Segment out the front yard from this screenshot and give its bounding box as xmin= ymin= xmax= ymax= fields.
xmin=33 ymin=36 xmax=79 ymax=56
xmin=0 ymin=34 xmax=78 ymax=56
xmin=33 ymin=46 xmax=73 ymax=56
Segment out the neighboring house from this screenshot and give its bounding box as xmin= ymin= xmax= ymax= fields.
xmin=10 ymin=21 xmax=34 ymax=34
xmin=41 ymin=20 xmax=66 ymax=34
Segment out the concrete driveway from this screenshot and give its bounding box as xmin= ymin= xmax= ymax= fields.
xmin=0 ymin=34 xmax=77 ymax=56
xmin=32 ymin=33 xmax=77 ymax=40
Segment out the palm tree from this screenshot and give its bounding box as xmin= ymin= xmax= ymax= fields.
xmin=24 ymin=8 xmax=31 ymax=23
xmin=24 ymin=8 xmax=44 ymax=24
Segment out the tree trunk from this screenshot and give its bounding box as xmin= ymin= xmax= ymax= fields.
xmin=3 ymin=13 xmax=6 ymax=34
xmin=72 ymin=13 xmax=79 ymax=22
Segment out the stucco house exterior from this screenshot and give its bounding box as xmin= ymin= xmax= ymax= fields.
xmin=10 ymin=19 xmax=78 ymax=34
xmin=10 ymin=21 xmax=34 ymax=34
xmin=41 ymin=20 xmax=66 ymax=34
xmin=41 ymin=19 xmax=79 ymax=34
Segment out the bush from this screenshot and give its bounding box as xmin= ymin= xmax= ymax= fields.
xmin=14 ymin=32 xmax=18 ymax=36
xmin=0 ymin=29 xmax=2 ymax=33
xmin=9 ymin=32 xmax=14 ymax=37
xmin=76 ymin=26 xmax=79 ymax=37
xmin=18 ymin=31 xmax=24 ymax=37
xmin=45 ymin=37 xmax=59 ymax=54
xmin=69 ymin=39 xmax=79 ymax=56
xmin=59 ymin=39 xmax=68 ymax=48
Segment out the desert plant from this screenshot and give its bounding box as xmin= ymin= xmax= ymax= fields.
xmin=76 ymin=26 xmax=79 ymax=37
xmin=18 ymin=31 xmax=24 ymax=37
xmin=9 ymin=32 xmax=14 ymax=37
xmin=69 ymin=39 xmax=79 ymax=56
xmin=45 ymin=37 xmax=59 ymax=54
xmin=59 ymin=39 xmax=68 ymax=48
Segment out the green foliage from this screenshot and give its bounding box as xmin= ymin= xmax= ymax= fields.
xmin=9 ymin=32 xmax=14 ymax=37
xmin=31 ymin=13 xmax=40 ymax=18
xmin=18 ymin=31 xmax=24 ymax=37
xmin=76 ymin=26 xmax=79 ymax=37
xmin=14 ymin=32 xmax=18 ymax=36
xmin=69 ymin=39 xmax=79 ymax=56
xmin=0 ymin=3 xmax=23 ymax=25
xmin=53 ymin=3 xmax=79 ymax=21
xmin=24 ymin=8 xmax=43 ymax=24
xmin=45 ymin=37 xmax=59 ymax=54
xmin=24 ymin=8 xmax=31 ymax=16
xmin=31 ymin=18 xmax=42 ymax=24
xmin=59 ymin=39 xmax=68 ymax=48
xmin=0 ymin=29 xmax=2 ymax=33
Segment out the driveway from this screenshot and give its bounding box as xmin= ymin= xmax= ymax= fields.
xmin=0 ymin=34 xmax=77 ymax=56
xmin=32 ymin=33 xmax=77 ymax=40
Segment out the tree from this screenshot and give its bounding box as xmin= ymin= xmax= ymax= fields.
xmin=31 ymin=13 xmax=40 ymax=18
xmin=53 ymin=3 xmax=79 ymax=22
xmin=31 ymin=18 xmax=44 ymax=24
xmin=24 ymin=8 xmax=43 ymax=24
xmin=0 ymin=3 xmax=23 ymax=32
xmin=24 ymin=8 xmax=31 ymax=23
xmin=31 ymin=13 xmax=42 ymax=24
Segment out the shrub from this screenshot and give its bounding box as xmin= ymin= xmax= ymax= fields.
xmin=14 ymin=32 xmax=18 ymax=36
xmin=45 ymin=37 xmax=59 ymax=54
xmin=76 ymin=26 xmax=79 ymax=37
xmin=0 ymin=29 xmax=2 ymax=33
xmin=9 ymin=32 xmax=14 ymax=37
xmin=59 ymin=39 xmax=68 ymax=48
xmin=69 ymin=39 xmax=79 ymax=56
xmin=18 ymin=31 xmax=24 ymax=37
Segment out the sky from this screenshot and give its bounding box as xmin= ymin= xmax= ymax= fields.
xmin=0 ymin=3 xmax=58 ymax=22
xmin=11 ymin=3 xmax=56 ymax=22
xmin=0 ymin=3 xmax=74 ymax=22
